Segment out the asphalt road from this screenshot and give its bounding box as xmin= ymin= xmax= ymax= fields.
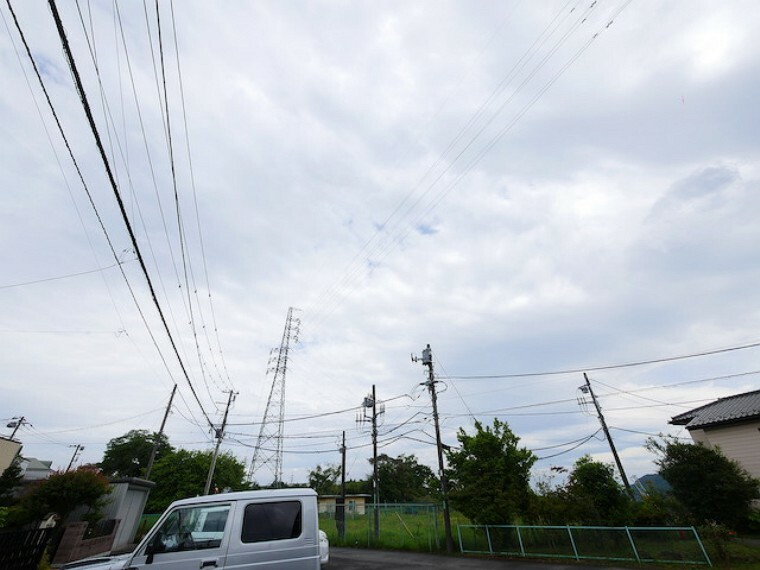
xmin=328 ymin=548 xmax=632 ymax=569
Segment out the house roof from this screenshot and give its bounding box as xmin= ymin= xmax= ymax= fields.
xmin=21 ymin=457 xmax=53 ymax=471
xmin=670 ymin=389 xmax=760 ymax=429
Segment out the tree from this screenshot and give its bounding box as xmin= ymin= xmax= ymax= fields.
xmin=145 ymin=449 xmax=248 ymax=513
xmin=0 ymin=458 xmax=23 ymax=507
xmin=371 ymin=454 xmax=436 ymax=503
xmin=7 ymin=466 xmax=111 ymax=527
xmin=649 ymin=438 xmax=760 ymax=529
xmin=446 ymin=419 xmax=536 ymax=525
xmin=99 ymin=430 xmax=173 ymax=478
xmin=308 ymin=464 xmax=340 ymax=496
xmin=565 ymin=455 xmax=632 ymax=525
xmin=344 ymin=478 xmax=370 ymax=495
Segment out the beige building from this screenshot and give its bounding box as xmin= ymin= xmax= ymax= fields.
xmin=317 ymin=494 xmax=371 ymax=515
xmin=0 ymin=436 xmax=22 ymax=474
xmin=670 ymin=389 xmax=760 ymax=479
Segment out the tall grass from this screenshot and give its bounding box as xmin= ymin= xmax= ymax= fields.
xmin=319 ymin=504 xmax=466 ymax=552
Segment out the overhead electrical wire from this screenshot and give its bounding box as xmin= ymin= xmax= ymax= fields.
xmin=167 ymin=0 xmax=235 ymax=393
xmin=28 ymin=406 xmax=165 ymax=435
xmin=45 ymin=0 xmax=214 ymax=428
xmin=226 ymin=393 xmax=410 ymax=427
xmin=151 ymin=0 xmax=218 ymax=406
xmin=113 ymin=0 xmax=225 ymax=412
xmin=590 ymin=376 xmax=692 ymax=409
xmin=3 ymin=0 xmax=192 ymax=403
xmin=356 ymin=2 xmax=634 ymax=304
xmin=302 ymin=0 xmax=581 ymax=330
xmin=303 ymin=0 xmax=620 ymax=335
xmin=535 ymin=430 xmax=603 ymax=461
xmin=444 ymin=339 xmax=760 ymax=380
xmin=0 ymin=5 xmax=203 ymax=433
xmin=531 ymin=429 xmax=602 ymax=452
xmin=0 ymin=258 xmax=134 ymax=290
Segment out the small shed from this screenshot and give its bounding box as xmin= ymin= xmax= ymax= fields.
xmin=101 ymin=477 xmax=155 ymax=551
xmin=317 ymin=494 xmax=371 ymax=515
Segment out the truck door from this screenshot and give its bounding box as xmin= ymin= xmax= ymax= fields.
xmin=127 ymin=502 xmax=234 ymax=570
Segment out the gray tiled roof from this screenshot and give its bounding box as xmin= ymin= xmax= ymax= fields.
xmin=670 ymin=389 xmax=760 ymax=429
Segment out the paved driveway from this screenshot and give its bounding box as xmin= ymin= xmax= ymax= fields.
xmin=328 ymin=548 xmax=632 ymax=569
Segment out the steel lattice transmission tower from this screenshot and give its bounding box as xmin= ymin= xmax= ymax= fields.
xmin=248 ymin=307 xmax=300 ymax=487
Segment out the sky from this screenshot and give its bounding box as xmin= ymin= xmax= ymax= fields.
xmin=1 ymin=0 xmax=759 ymax=489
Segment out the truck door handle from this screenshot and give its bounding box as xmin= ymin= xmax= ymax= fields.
xmin=201 ymin=560 xmax=218 ymax=568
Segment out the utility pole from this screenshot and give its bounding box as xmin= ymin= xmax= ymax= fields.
xmin=358 ymin=385 xmax=382 ymax=540
xmin=204 ymin=390 xmax=236 ymax=495
xmin=371 ymin=385 xmax=379 ymax=541
xmin=145 ymin=384 xmax=177 ymax=480
xmin=337 ymin=430 xmax=347 ymax=539
xmin=581 ymin=373 xmax=632 ymax=495
xmin=66 ymin=444 xmax=84 ymax=472
xmin=6 ymin=416 xmax=26 ymax=440
xmin=413 ymin=344 xmax=454 ymax=554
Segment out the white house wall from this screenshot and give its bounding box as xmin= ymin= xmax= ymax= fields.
xmin=689 ymin=419 xmax=760 ymax=479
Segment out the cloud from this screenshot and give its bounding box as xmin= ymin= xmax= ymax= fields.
xmin=1 ymin=1 xmax=759 ymax=483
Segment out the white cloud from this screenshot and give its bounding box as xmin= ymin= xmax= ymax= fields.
xmin=1 ymin=1 xmax=759 ymax=485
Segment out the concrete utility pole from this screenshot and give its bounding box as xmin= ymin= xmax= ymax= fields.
xmin=358 ymin=385 xmax=381 ymax=540
xmin=145 ymin=384 xmax=177 ymax=480
xmin=413 ymin=344 xmax=454 ymax=554
xmin=66 ymin=444 xmax=85 ymax=472
xmin=204 ymin=390 xmax=237 ymax=495
xmin=581 ymin=373 xmax=632 ymax=495
xmin=370 ymin=385 xmax=380 ymax=540
xmin=337 ymin=430 xmax=347 ymax=539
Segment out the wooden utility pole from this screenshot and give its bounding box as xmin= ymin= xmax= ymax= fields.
xmin=204 ymin=390 xmax=236 ymax=495
xmin=145 ymin=384 xmax=177 ymax=480
xmin=582 ymin=373 xmax=632 ymax=495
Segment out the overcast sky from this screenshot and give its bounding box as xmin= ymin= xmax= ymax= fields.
xmin=2 ymin=0 xmax=759 ymax=488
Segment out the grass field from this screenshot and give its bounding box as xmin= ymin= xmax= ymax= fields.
xmin=319 ymin=505 xmax=456 ymax=551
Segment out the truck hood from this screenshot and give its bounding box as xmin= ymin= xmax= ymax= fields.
xmin=61 ymin=553 xmax=132 ymax=570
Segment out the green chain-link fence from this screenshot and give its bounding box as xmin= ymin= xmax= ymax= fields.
xmin=458 ymin=524 xmax=712 ymax=566
xmin=320 ymin=503 xmax=449 ymax=551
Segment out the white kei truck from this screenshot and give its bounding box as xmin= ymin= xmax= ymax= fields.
xmin=62 ymin=488 xmax=329 ymax=570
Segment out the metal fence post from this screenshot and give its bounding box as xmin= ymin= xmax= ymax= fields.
xmin=485 ymin=525 xmax=493 ymax=554
xmin=456 ymin=524 xmax=463 ymax=553
xmin=566 ymin=526 xmax=580 ymax=561
xmin=692 ymin=526 xmax=713 ymax=567
xmin=433 ymin=505 xmax=440 ymax=550
xmin=624 ymin=526 xmax=641 ymax=563
xmin=516 ymin=525 xmax=525 ymax=557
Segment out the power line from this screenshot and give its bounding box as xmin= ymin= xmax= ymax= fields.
xmin=532 ymin=429 xmax=602 ymax=452
xmin=46 ymin=0 xmax=214 ymax=428
xmin=609 ymin=426 xmax=690 ymax=440
xmin=444 ymin=340 xmax=760 ymax=380
xmin=0 ymin=259 xmax=133 ymax=290
xmin=535 ymin=430 xmax=603 ymax=461
xmin=26 ymin=406 xmax=165 ymax=435
xmin=4 ymin=0 xmax=183 ymax=395
xmin=303 ymin=0 xmax=615 ymax=334
xmin=226 ymin=394 xmax=410 ymax=427
xmin=167 ymin=0 xmax=235 ymax=392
